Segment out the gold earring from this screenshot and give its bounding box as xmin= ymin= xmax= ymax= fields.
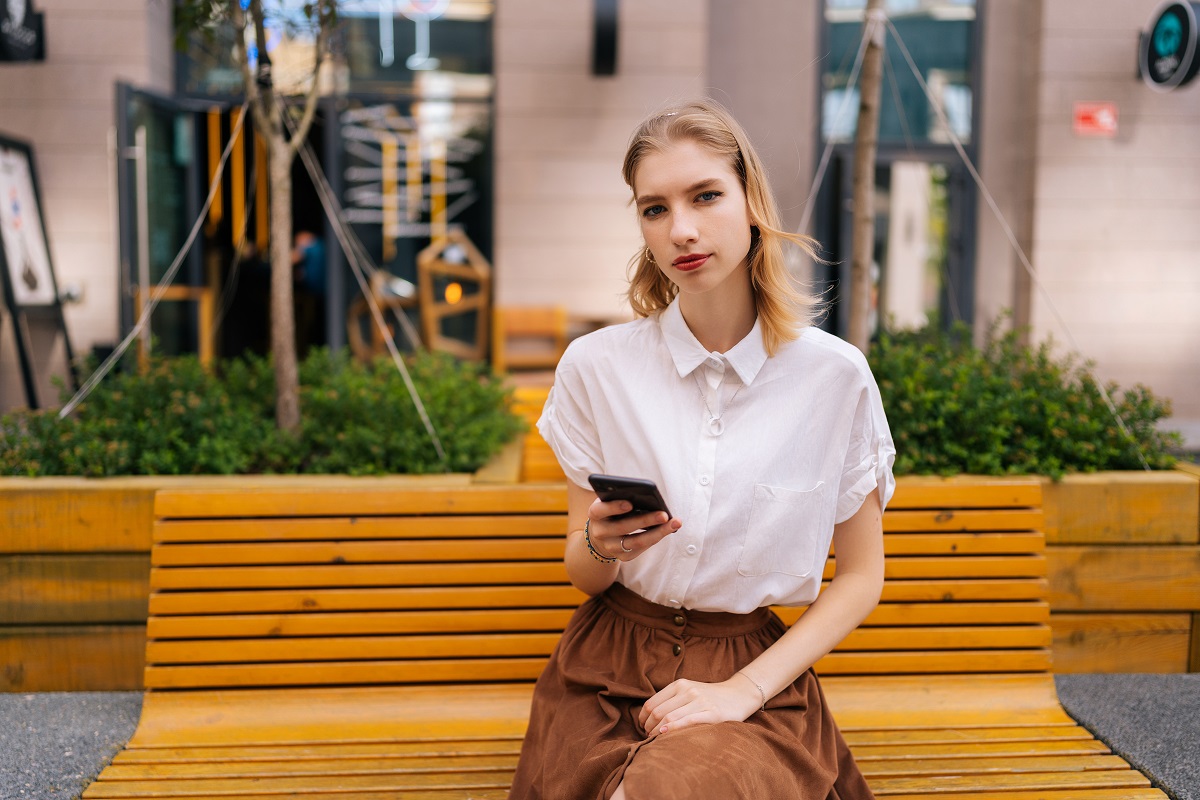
xmin=644 ymin=247 xmax=656 ymax=264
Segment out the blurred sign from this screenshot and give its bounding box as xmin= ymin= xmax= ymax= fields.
xmin=1140 ymin=1 xmax=1200 ymax=91
xmin=1073 ymin=102 xmax=1118 ymax=137
xmin=0 ymin=0 xmax=45 ymax=62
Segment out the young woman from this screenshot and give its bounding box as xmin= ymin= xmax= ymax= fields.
xmin=508 ymin=100 xmax=896 ymax=800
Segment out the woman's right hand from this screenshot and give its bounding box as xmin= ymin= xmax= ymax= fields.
xmin=587 ymin=498 xmax=680 ymax=562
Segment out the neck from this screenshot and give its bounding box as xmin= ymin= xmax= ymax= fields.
xmin=678 ymin=288 xmax=757 ymax=354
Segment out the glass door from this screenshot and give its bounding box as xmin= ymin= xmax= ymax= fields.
xmin=115 ymin=84 xmax=207 ymax=360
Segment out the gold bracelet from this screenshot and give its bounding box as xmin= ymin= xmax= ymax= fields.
xmin=737 ymin=671 xmax=767 ymax=712
xmin=584 ymin=519 xmax=617 ymax=564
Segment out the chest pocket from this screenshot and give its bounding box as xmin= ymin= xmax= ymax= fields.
xmin=736 ymin=482 xmax=836 ymax=578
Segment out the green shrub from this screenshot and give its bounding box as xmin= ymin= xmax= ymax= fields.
xmin=0 ymin=348 xmax=524 ymax=477
xmin=869 ymin=321 xmax=1181 ymax=478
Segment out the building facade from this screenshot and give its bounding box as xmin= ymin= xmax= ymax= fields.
xmin=1 ymin=0 xmax=1197 ymax=445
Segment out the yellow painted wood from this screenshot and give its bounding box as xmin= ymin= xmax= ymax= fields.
xmin=837 ymin=625 xmax=1051 ymax=652
xmin=0 ymin=555 xmax=149 ymax=624
xmin=88 ymin=792 xmax=512 ymax=800
xmin=876 ymin=555 xmax=1046 ymax=580
xmin=869 ymin=769 xmax=1150 ymax=795
xmin=147 ymin=633 xmax=562 ymax=664
xmin=112 ymin=740 xmax=524 ymax=763
xmin=155 ymin=515 xmax=567 ymax=543
xmin=850 ymin=738 xmax=1111 ymax=759
xmin=98 ymin=753 xmax=520 ymax=779
xmin=786 ymin=601 xmax=1050 ymax=627
xmin=149 ymin=585 xmax=587 ymax=615
xmin=143 ymin=659 xmax=550 ymax=689
xmin=151 ymin=539 xmax=565 ymax=567
xmin=884 ymin=790 xmax=1166 ymax=800
xmin=887 ymin=477 xmax=1042 ymax=510
xmin=881 ymin=511 xmax=1044 ymax=534
xmin=148 ymin=609 xmax=578 ymax=639
xmin=153 ymin=484 xmax=569 ymax=520
xmin=861 ymin=753 xmax=1130 ymax=777
xmin=1051 ymin=613 xmax=1192 ymax=673
xmin=83 ymin=771 xmax=515 ymax=796
xmin=0 ymin=479 xmax=157 ymax=552
xmin=1047 ymin=546 xmax=1200 ymax=611
xmin=1042 ymin=472 xmax=1200 ymax=545
xmin=842 ymin=726 xmax=1098 ymax=745
xmin=878 ymin=578 xmax=1048 ymax=603
xmin=1 ymin=625 xmax=145 ymax=691
xmin=150 ymin=562 xmax=569 ymax=590
xmin=877 ymin=531 xmax=1045 ymax=553
xmin=815 ymin=649 xmax=1052 ymax=675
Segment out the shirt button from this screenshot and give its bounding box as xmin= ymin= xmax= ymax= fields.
xmin=686 ymin=544 xmax=698 ymax=555
xmin=673 ymin=614 xmax=685 ymax=627
xmin=699 ymin=476 xmax=710 ymax=486
xmin=707 ymin=357 xmax=722 ymax=369
xmin=672 ymin=644 xmax=682 ymax=656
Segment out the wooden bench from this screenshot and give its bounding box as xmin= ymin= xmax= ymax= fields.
xmin=84 ymin=480 xmax=1167 ymax=799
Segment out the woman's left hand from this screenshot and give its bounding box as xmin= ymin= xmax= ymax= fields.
xmin=637 ymin=676 xmax=762 ymax=737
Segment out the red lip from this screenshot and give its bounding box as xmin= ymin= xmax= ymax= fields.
xmin=672 ymin=253 xmax=709 ymax=272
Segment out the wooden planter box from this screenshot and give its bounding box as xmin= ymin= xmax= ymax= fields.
xmin=0 ymin=443 xmax=522 ymax=693
xmin=1043 ymin=468 xmax=1200 ymax=674
xmin=4 ymin=464 xmax=1197 ymax=691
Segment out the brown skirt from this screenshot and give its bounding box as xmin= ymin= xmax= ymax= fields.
xmin=507 ymin=583 xmax=874 ymax=800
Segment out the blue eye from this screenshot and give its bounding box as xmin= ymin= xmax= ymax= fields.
xmin=697 ymin=191 xmax=722 ymax=202
xmin=642 ymin=205 xmax=666 ymax=218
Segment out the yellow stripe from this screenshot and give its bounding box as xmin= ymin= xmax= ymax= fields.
xmin=205 ymin=108 xmax=222 ymax=236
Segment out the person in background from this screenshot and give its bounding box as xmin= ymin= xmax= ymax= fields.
xmin=507 ymin=100 xmax=896 ymax=800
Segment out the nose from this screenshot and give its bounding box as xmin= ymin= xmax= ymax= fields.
xmin=670 ymin=207 xmax=698 ymax=246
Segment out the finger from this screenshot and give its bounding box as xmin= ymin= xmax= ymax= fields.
xmin=592 ymin=498 xmax=633 ymax=522
xmin=641 ymin=682 xmax=693 ymax=732
xmin=620 ymin=517 xmax=680 ymax=555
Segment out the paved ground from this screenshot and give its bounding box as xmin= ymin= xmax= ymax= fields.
xmin=2 ymin=676 xmax=1196 ymax=799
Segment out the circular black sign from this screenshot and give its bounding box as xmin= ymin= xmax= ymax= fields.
xmin=1141 ymin=1 xmax=1200 ymax=90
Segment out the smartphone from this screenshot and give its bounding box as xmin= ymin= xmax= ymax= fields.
xmin=588 ymin=474 xmax=672 ymax=522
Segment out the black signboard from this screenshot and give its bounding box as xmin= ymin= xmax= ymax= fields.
xmin=1141 ymin=1 xmax=1200 ymax=91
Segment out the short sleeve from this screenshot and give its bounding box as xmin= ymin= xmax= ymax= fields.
xmin=835 ymin=372 xmax=897 ymax=524
xmin=536 ymin=351 xmax=604 ymax=490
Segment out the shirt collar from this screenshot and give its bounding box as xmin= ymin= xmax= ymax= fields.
xmin=659 ymin=298 xmax=769 ymax=385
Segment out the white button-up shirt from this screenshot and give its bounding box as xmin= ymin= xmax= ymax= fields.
xmin=538 ymin=299 xmax=896 ymax=613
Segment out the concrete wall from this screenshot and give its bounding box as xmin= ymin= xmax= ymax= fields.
xmin=0 ymin=0 xmax=172 ymax=411
xmin=491 ymin=0 xmax=708 ymax=323
xmin=1029 ymin=0 xmax=1200 ymax=426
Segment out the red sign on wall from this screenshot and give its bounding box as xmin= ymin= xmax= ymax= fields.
xmin=1073 ymin=103 xmax=1119 ymax=137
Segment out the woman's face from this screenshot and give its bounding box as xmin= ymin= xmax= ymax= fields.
xmin=633 ymin=138 xmax=753 ymax=300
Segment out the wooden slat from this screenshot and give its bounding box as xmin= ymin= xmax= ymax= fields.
xmin=776 ymin=602 xmax=1051 ymax=627
xmin=1051 ymin=613 xmax=1192 ymax=673
xmin=153 ymin=485 xmax=569 ymax=520
xmin=151 ymin=539 xmax=565 ymax=567
xmin=144 ymin=659 xmax=549 ymax=689
xmin=148 ymin=609 xmax=579 ymax=639
xmin=1048 ymin=546 xmax=1200 ymax=611
xmin=82 ymin=771 xmax=514 ymax=797
xmin=886 ymin=478 xmax=1042 ymax=510
xmin=149 ymin=585 xmax=587 ymax=615
xmin=815 ymin=650 xmax=1052 ymax=675
xmin=836 ymin=625 xmax=1051 ymax=652
xmin=1042 ymin=471 xmax=1199 ymax=545
xmin=154 ymin=514 xmax=568 ymax=543
xmin=882 ymin=511 xmax=1044 ymax=534
xmin=851 ymin=738 xmax=1112 ymax=759
xmin=870 ymin=769 xmax=1150 ymax=795
xmin=877 ymin=555 xmax=1046 ymax=580
xmin=0 ymin=479 xmax=157 ymax=552
xmin=878 ymin=531 xmax=1044 ymax=553
xmin=92 ymin=792 xmax=511 ymax=800
xmin=842 ymin=726 xmax=1098 ymax=745
xmin=147 ymin=633 xmax=562 ymax=664
xmin=150 ymin=562 xmax=569 ymax=590
xmin=112 ymin=740 xmax=524 ymax=763
xmin=878 ymin=578 xmax=1047 ymax=602
xmin=885 ymin=791 xmax=1165 ymax=800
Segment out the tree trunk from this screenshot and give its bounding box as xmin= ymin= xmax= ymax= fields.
xmin=268 ymin=137 xmax=300 ymax=433
xmin=848 ymin=0 xmax=886 ymax=354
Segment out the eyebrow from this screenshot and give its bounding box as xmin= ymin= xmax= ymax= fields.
xmin=635 ymin=178 xmax=724 ymax=208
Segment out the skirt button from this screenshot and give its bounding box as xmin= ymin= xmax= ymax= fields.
xmin=672 ymin=643 xmax=682 ymax=656
xmin=672 ymin=614 xmax=685 ymax=627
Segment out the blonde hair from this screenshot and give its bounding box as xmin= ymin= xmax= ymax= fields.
xmin=622 ymin=100 xmax=819 ymax=356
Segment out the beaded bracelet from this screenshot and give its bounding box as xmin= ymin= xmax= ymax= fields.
xmin=584 ymin=519 xmax=617 ymax=564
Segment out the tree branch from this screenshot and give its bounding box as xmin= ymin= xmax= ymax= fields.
xmin=288 ymin=0 xmax=334 ymax=159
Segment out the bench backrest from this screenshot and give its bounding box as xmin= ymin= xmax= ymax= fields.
xmin=145 ymin=480 xmax=1048 ymax=691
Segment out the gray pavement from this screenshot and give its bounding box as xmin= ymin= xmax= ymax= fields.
xmin=1 ymin=676 xmax=1195 ymax=799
